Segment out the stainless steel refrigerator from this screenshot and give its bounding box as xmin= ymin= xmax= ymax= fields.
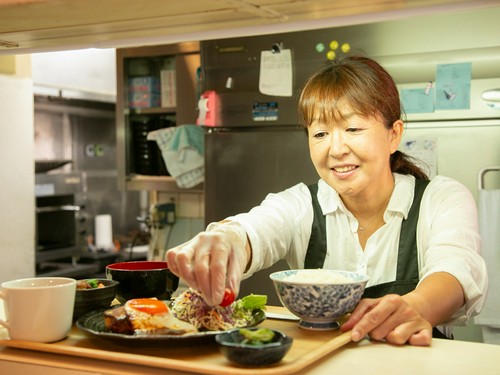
xmin=201 ymin=32 xmax=326 ymax=304
xmin=204 ymin=126 xmax=318 ymax=304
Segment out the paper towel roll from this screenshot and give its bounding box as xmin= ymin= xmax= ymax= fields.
xmin=197 ymin=97 xmax=209 ymax=125
xmin=95 ymin=214 xmax=113 ymax=250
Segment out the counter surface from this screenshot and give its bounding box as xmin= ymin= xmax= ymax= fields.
xmin=1 ymin=305 xmax=500 ymax=375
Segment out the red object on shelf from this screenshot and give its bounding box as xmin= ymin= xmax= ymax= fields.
xmin=196 ymin=90 xmax=219 ymax=126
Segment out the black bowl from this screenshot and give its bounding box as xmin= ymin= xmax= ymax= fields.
xmin=105 ymin=261 xmax=179 ymax=304
xmin=215 ymin=328 xmax=293 ymax=367
xmin=73 ymin=278 xmax=119 ymax=321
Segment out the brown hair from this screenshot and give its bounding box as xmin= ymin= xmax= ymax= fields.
xmin=298 ymin=56 xmax=428 ymax=180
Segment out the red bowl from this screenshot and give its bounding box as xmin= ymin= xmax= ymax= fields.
xmin=106 ymin=261 xmax=179 ymax=304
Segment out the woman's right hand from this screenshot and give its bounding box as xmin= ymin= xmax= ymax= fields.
xmin=340 ymin=294 xmax=433 ymax=346
xmin=165 ymin=221 xmax=250 ymax=306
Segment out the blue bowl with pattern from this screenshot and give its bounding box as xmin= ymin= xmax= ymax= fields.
xmin=269 ymin=269 xmax=369 ymax=330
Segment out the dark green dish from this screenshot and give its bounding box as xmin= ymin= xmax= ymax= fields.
xmin=73 ymin=279 xmax=119 ymax=321
xmin=216 ymin=328 xmax=293 ymax=367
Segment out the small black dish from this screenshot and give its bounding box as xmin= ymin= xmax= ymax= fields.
xmin=73 ymin=278 xmax=119 ymax=321
xmin=215 ymin=328 xmax=293 ymax=367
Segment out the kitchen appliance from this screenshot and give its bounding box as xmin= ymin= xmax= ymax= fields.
xmin=474 ymin=166 xmax=500 ymax=344
xmin=35 ymin=159 xmax=72 ymax=174
xmin=35 ymin=171 xmax=99 ymax=278
xmin=201 ymin=31 xmax=330 ymax=305
xmin=200 ymin=23 xmax=500 ymax=306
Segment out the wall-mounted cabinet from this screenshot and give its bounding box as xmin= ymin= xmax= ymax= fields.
xmin=116 ymin=42 xmax=202 ymax=191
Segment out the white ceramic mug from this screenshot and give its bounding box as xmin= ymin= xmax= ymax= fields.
xmin=0 ymin=277 xmax=76 ymax=342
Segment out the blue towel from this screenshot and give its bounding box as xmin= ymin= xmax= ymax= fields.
xmin=164 ymin=124 xmax=204 ymax=155
xmin=147 ymin=125 xmax=205 ymax=188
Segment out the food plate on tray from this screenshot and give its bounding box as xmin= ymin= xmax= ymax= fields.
xmin=76 ymin=305 xmax=266 ymax=346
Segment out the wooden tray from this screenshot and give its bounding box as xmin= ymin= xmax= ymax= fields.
xmin=0 ymin=306 xmax=352 ymax=375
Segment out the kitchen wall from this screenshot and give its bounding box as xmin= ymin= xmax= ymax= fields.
xmin=0 ymin=57 xmax=35 ymax=284
xmin=154 ymin=190 xmax=205 ymax=250
xmin=31 ymin=49 xmax=116 ymax=102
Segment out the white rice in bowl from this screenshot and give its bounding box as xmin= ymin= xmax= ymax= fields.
xmin=282 ymin=269 xmax=358 ymax=284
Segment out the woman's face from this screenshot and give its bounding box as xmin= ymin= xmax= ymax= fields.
xmin=308 ymin=108 xmax=403 ymax=200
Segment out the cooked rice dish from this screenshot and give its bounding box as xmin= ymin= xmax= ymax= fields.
xmin=282 ymin=270 xmax=353 ymax=284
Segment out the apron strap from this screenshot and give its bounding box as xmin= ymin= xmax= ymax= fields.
xmin=304 ymin=183 xmax=327 ymax=269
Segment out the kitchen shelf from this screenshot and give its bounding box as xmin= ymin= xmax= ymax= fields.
xmin=124 ymin=107 xmax=177 ymax=115
xmin=116 ymin=42 xmax=201 ymax=192
xmin=125 ymin=175 xmax=204 ymax=192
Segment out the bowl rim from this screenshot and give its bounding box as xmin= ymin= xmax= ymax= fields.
xmin=106 ymin=260 xmax=170 ymax=271
xmin=75 ymin=279 xmax=119 ymax=292
xmin=269 ymin=269 xmax=369 ymax=285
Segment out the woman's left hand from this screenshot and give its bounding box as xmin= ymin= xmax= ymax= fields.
xmin=340 ymin=294 xmax=433 ymax=346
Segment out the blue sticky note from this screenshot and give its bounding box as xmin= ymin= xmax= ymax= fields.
xmin=401 ymin=87 xmax=435 ymax=114
xmin=435 ymin=63 xmax=471 ymax=110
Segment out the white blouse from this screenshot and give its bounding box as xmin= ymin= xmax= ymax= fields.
xmin=229 ymin=173 xmax=487 ymax=326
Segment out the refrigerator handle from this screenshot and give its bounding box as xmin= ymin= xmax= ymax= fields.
xmin=478 ymin=166 xmax=500 ymax=190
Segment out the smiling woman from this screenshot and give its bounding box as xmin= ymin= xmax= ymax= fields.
xmin=165 ymin=55 xmax=487 ymax=346
xmin=300 ymin=57 xmax=428 ymax=245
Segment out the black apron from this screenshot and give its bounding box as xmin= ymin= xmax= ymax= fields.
xmin=304 ymin=179 xmax=449 ymax=339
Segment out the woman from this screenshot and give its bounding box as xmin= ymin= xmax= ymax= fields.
xmin=166 ymin=56 xmax=487 ymax=346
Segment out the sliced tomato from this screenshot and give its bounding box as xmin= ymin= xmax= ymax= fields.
xmin=220 ymin=288 xmax=235 ymax=307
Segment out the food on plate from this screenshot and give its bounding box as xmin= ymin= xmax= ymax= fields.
xmin=104 ymin=298 xmax=197 ymax=335
xmin=77 ymin=279 xmax=105 ymax=289
xmin=102 ymin=290 xmax=267 ymax=336
xmin=239 ymin=328 xmax=275 ymax=345
xmin=171 ymin=289 xmax=267 ymax=331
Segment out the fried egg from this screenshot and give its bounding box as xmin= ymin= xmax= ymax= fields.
xmin=124 ymin=298 xmax=197 ymax=335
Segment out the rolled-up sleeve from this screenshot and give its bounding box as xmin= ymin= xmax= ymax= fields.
xmin=228 ymin=183 xmax=314 ymax=278
xmin=418 ymin=176 xmax=488 ymax=325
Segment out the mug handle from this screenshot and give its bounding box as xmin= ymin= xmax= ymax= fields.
xmin=0 ymin=290 xmax=10 ymax=329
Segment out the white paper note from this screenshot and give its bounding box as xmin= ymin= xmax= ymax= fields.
xmin=401 ymin=138 xmax=438 ymax=178
xmin=259 ymin=49 xmax=293 ymax=97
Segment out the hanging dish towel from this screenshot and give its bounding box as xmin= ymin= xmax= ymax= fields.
xmin=474 ymin=188 xmax=500 ymax=331
xmin=147 ymin=125 xmax=204 ymax=188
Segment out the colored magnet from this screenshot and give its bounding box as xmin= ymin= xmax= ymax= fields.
xmin=315 ymin=43 xmax=325 ymax=53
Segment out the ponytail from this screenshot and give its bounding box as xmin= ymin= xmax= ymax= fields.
xmin=390 ymin=150 xmax=429 ymax=180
